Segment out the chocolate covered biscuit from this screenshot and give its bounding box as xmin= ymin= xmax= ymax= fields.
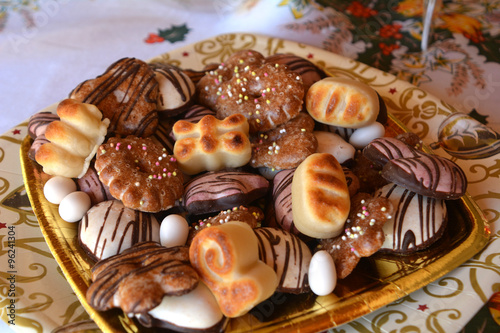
xmin=182 ymin=170 xmax=269 ymax=215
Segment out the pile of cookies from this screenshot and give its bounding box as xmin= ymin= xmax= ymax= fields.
xmin=27 ymin=50 xmax=467 ymax=332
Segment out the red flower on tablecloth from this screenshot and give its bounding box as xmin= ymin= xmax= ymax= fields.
xmin=379 ymin=42 xmax=400 ymax=56
xmin=145 ymin=24 xmax=190 ymax=44
xmin=379 ymin=24 xmax=403 ymax=39
xmin=346 ymin=1 xmax=377 ymax=18
xmin=12 ymin=129 xmax=21 ymax=135
xmin=0 ymin=222 xmax=6 ymax=229
xmin=145 ymin=33 xmax=164 ymax=44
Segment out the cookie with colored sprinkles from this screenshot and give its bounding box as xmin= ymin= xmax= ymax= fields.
xmin=95 ymin=136 xmax=183 ymax=213
xmin=187 ymin=205 xmax=264 ymax=244
xmin=320 ymin=192 xmax=393 ymax=279
xmin=197 ymin=49 xmax=304 ymax=133
xmin=250 ymin=112 xmax=318 ymax=171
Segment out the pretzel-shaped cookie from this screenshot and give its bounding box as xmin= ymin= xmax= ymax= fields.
xmin=172 ymin=114 xmax=252 ymax=175
xmin=320 ymin=193 xmax=393 ymax=279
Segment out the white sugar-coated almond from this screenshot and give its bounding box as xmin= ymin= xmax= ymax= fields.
xmin=349 ymin=122 xmax=385 ymax=149
xmin=58 ymin=191 xmax=91 ymax=223
xmin=308 ymin=250 xmax=337 ymax=296
xmin=148 ymin=282 xmax=223 ymax=329
xmin=43 ymin=176 xmax=77 ymax=204
xmin=314 ymin=131 xmax=355 ymax=164
xmin=160 ymin=214 xmax=190 ymax=248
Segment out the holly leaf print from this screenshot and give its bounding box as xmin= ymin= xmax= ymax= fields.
xmin=158 ymin=23 xmax=190 ymax=43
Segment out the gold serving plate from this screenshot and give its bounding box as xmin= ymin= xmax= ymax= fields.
xmin=21 ymin=34 xmax=490 ymax=332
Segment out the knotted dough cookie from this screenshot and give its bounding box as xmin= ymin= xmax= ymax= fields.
xmin=197 ymin=50 xmax=304 ymax=133
xmin=35 ymin=99 xmax=109 ymax=178
xmin=320 ymin=193 xmax=393 ymax=279
xmin=172 ymin=114 xmax=252 ymax=175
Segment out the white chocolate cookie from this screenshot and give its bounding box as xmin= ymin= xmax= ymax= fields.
xmin=255 ymin=227 xmax=312 ymax=293
xmin=79 ymin=200 xmax=160 ymax=261
xmin=189 ymin=221 xmax=278 ymax=318
xmin=306 ymin=77 xmax=379 ymax=128
xmin=173 ymin=114 xmax=251 ymax=175
xmin=292 ymin=153 xmax=350 ymax=238
xmin=375 ymin=183 xmax=447 ymax=253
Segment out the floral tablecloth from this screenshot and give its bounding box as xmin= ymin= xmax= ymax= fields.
xmin=1 ymin=1 xmax=500 ymax=332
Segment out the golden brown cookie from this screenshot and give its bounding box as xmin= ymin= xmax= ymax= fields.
xmin=250 ymin=112 xmax=318 ymax=170
xmin=306 ymin=77 xmax=379 ymax=128
xmin=172 ymin=114 xmax=252 ymax=175
xmin=70 ymin=57 xmax=159 ymax=137
xmin=292 ymin=153 xmax=350 ymax=239
xmin=188 ymin=205 xmax=264 ymax=244
xmin=189 ymin=222 xmax=278 ymax=318
xmin=35 ymin=99 xmax=109 ymax=178
xmin=95 ymin=136 xmax=183 ymax=212
xmin=197 ymin=50 xmax=304 ymax=133
xmin=320 ymin=193 xmax=393 ymax=279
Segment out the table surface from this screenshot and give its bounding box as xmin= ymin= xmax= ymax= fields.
xmin=1 ymin=1 xmax=500 ymax=332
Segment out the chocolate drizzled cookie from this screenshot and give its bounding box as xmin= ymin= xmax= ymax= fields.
xmin=70 ymin=57 xmax=159 ymax=137
xmin=87 ymin=242 xmax=198 ymax=314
